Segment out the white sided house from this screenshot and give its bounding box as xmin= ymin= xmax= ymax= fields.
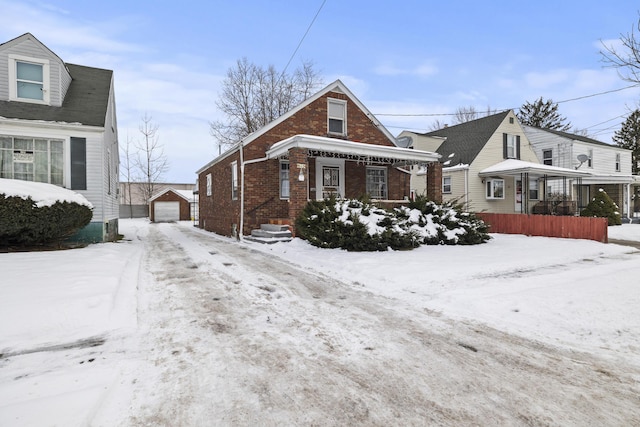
xmin=0 ymin=33 xmax=119 ymax=242
xmin=523 ymin=126 xmax=637 ymax=219
xmin=400 ymin=111 xmax=590 ymax=215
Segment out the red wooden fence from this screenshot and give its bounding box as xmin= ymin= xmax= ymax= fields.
xmin=477 ymin=213 xmax=608 ymax=243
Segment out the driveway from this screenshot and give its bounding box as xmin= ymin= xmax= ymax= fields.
xmin=104 ymin=223 xmax=639 ymax=426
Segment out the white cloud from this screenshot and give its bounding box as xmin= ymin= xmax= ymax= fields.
xmin=373 ymin=62 xmax=438 ymax=78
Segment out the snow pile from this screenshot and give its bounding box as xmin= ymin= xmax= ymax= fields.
xmin=0 ymin=178 xmax=92 ymax=208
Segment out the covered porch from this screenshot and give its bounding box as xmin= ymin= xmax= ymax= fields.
xmin=479 ymin=159 xmax=592 ymax=215
xmin=244 ymin=134 xmax=440 ymax=238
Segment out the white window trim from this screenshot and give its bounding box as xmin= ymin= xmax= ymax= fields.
xmin=486 ymin=178 xmax=505 ymax=199
xmin=279 ymin=160 xmax=290 ymax=199
xmin=327 ymin=98 xmax=347 ymax=136
xmin=442 ymin=176 xmax=452 ymax=194
xmin=587 ymin=149 xmax=593 ymax=168
xmin=506 ymin=134 xmax=517 ymax=159
xmin=542 ymin=149 xmax=553 ymax=166
xmin=615 ymin=153 xmax=621 ymax=172
xmin=8 ymin=54 xmax=50 ymax=105
xmin=231 ymin=161 xmax=238 ymax=200
xmin=366 ymin=166 xmax=388 ymax=199
xmin=529 ymin=178 xmax=539 ymax=200
xmin=206 ymin=173 xmax=212 ymax=196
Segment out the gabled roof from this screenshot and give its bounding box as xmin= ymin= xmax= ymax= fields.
xmin=197 ymin=79 xmax=398 ymax=173
xmin=418 ymin=110 xmax=511 ymax=166
xmin=524 ymin=126 xmax=616 ymax=148
xmin=150 ymin=188 xmax=194 ymax=203
xmin=0 ymin=64 xmax=113 ymax=127
xmin=0 ymin=33 xmax=66 ymax=67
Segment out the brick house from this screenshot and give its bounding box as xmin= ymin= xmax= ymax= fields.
xmin=149 ymin=188 xmax=194 ymax=222
xmin=196 ymin=80 xmax=440 ymax=238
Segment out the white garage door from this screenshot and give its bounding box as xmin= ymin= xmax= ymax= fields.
xmin=154 ymin=201 xmax=180 ymax=222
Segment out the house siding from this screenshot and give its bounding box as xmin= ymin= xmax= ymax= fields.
xmin=197 ymin=89 xmax=407 ymax=237
xmin=0 ymin=36 xmax=71 ymax=107
xmin=464 ymin=112 xmax=539 ymax=213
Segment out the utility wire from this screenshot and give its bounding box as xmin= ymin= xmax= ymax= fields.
xmin=374 ymin=84 xmax=640 ymax=117
xmin=279 ymin=0 xmax=326 ymax=79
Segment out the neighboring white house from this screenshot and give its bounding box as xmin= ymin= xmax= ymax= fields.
xmin=0 ymin=33 xmax=119 ymax=242
xmin=523 ymin=126 xmax=637 ymax=219
xmin=400 ymin=110 xmax=588 ymax=214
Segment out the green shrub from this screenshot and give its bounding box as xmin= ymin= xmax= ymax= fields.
xmin=0 ymin=194 xmax=93 ymax=247
xmin=295 ymin=196 xmax=490 ymax=251
xmin=580 ymin=188 xmax=622 ymax=226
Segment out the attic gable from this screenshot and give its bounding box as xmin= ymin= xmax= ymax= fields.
xmin=422 ymin=110 xmax=511 ymax=166
xmin=0 ymin=33 xmax=72 ymax=106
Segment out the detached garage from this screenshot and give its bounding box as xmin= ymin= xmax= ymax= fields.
xmin=150 ymin=189 xmax=193 ymax=222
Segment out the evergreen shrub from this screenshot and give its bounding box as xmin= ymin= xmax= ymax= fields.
xmin=0 ymin=194 xmax=93 ymax=247
xmin=295 ymin=196 xmax=490 ymax=251
xmin=580 ymin=188 xmax=622 ymax=226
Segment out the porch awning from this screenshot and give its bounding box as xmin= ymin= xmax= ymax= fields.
xmin=479 ymin=159 xmax=592 ymax=179
xmin=266 ymin=134 xmax=440 ymax=166
xmin=579 ymin=174 xmax=635 ymax=185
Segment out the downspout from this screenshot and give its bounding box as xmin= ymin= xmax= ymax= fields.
xmin=626 ymin=182 xmax=631 ymax=221
xmin=239 ymin=143 xmax=244 ymax=241
xmin=239 ymin=147 xmax=270 ymax=241
xmin=464 ymin=167 xmax=469 ymax=209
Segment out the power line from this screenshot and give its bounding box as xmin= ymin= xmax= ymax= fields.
xmin=374 ymin=84 xmax=640 ymax=117
xmin=279 ymin=0 xmax=326 ymax=78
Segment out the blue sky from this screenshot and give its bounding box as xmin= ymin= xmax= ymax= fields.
xmin=1 ymin=1 xmax=639 ymax=183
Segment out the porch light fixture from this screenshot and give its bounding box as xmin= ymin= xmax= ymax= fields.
xmin=297 ymin=163 xmax=306 ymax=181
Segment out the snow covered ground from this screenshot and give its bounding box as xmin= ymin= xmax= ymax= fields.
xmin=0 ymin=220 xmax=639 ymax=425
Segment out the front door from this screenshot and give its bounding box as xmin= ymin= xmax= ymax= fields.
xmin=315 ymin=158 xmax=345 ymax=200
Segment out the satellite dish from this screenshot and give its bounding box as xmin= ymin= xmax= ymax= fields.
xmin=575 ymin=154 xmax=589 ymax=169
xmin=396 ymin=136 xmax=413 ymax=148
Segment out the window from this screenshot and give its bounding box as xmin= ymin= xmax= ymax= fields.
xmin=503 ymin=134 xmax=520 ymax=159
xmin=615 ymin=153 xmax=621 ymax=172
xmin=529 ymin=178 xmax=539 ymax=200
xmin=231 ymin=161 xmax=238 ymax=200
xmin=0 ymin=135 xmax=63 ymax=185
xmin=206 ymin=173 xmax=212 ymax=196
xmin=442 ymin=176 xmax=452 ymax=193
xmin=70 ymin=137 xmax=86 ymax=190
xmin=486 ymin=179 xmax=504 ymax=199
xmin=280 ymin=161 xmax=290 ymax=199
xmin=9 ymin=55 xmax=50 ymax=104
xmin=327 ymin=98 xmax=347 ymax=136
xmin=366 ymin=167 xmax=387 ymax=199
xmin=587 ymin=149 xmax=593 ymax=168
xmin=543 ymin=149 xmax=552 ymax=166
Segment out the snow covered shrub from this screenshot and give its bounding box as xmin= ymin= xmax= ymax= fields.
xmin=0 ymin=194 xmax=93 ymax=247
xmin=405 ymin=196 xmax=491 ymax=245
xmin=580 ymin=188 xmax=622 ymax=226
xmin=295 ymin=196 xmax=490 ymax=251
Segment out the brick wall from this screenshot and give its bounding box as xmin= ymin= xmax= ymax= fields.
xmin=197 ymin=90 xmax=407 ymax=237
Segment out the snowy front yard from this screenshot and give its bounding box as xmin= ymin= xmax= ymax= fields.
xmin=1 ymin=220 xmax=639 ymax=425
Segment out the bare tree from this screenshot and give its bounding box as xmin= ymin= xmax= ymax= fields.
xmin=428 ymin=119 xmax=449 ymax=131
xmin=453 ymin=106 xmax=479 ymax=124
xmin=134 ymin=113 xmax=169 ymax=205
xmin=119 ymin=134 xmax=137 ymax=218
xmin=210 ymin=57 xmax=323 ymax=151
xmin=600 ymin=13 xmax=640 ymax=84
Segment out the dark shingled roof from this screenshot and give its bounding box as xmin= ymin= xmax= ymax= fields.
xmin=529 ymin=127 xmax=614 ymax=148
xmin=0 ymin=63 xmax=112 ymax=127
xmin=418 ymin=110 xmax=510 ymax=166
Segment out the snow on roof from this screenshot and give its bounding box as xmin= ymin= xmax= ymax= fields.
xmin=479 ymin=159 xmax=592 ymax=178
xmin=149 ymin=188 xmax=194 ymax=203
xmin=0 ymin=178 xmax=92 ymax=208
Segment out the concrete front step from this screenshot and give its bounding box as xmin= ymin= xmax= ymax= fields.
xmin=246 ymin=223 xmax=292 ymax=244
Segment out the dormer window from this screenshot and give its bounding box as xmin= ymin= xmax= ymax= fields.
xmin=8 ymin=55 xmax=50 ymax=104
xmin=327 ymin=98 xmax=347 ymax=136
